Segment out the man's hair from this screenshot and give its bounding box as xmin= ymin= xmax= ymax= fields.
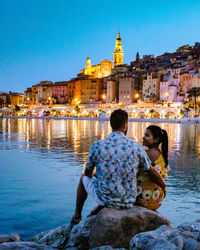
xmin=110 ymin=109 xmax=128 ymax=130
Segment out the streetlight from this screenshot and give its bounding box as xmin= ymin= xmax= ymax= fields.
xmin=135 ymin=93 xmax=139 ymax=99
xmin=27 ymin=97 xmax=30 ymax=106
xmin=102 ymin=94 xmax=106 ymax=103
xmin=48 ymin=96 xmax=52 ymax=105
xmin=165 ymin=92 xmax=169 ymax=102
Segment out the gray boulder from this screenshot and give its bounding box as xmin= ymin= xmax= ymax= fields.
xmin=30 ymin=224 xmax=71 ymax=249
xmin=0 ymin=233 xmax=21 ymax=244
xmin=130 ymin=222 xmax=200 ymax=250
xmin=89 ymin=246 xmax=126 ymax=250
xmin=89 ymin=206 xmax=171 ymax=249
xmin=0 ymin=241 xmax=54 ymax=249
xmin=178 ymin=219 xmax=200 ymax=233
xmin=183 ymin=238 xmax=200 ymax=250
xmin=66 ymin=215 xmax=96 ymax=249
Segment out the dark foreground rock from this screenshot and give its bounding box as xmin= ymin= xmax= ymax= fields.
xmin=30 ymin=224 xmax=71 ymax=248
xmin=89 ymin=206 xmax=171 ymax=249
xmin=0 ymin=233 xmax=21 ymax=244
xmin=130 ymin=219 xmax=200 ymax=250
xmin=0 ymin=241 xmax=54 ymax=249
xmin=1 ymin=207 xmax=200 ymax=249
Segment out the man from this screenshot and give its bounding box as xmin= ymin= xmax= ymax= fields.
xmin=71 ymin=109 xmax=166 ymax=224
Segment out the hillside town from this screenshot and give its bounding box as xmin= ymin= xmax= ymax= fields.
xmin=1 ymin=33 xmax=200 ymax=119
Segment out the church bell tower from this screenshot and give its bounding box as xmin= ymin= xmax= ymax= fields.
xmin=113 ymin=32 xmax=124 ymax=66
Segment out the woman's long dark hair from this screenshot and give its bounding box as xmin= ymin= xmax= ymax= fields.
xmin=147 ymin=125 xmax=168 ymax=167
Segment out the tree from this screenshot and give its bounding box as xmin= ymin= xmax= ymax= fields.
xmin=119 ymin=104 xmax=125 ymax=109
xmin=15 ymin=105 xmax=21 ymax=112
xmin=0 ymin=99 xmax=4 ymax=108
xmin=74 ymin=105 xmax=80 ymax=115
xmin=187 ymin=87 xmax=200 ymax=116
xmin=6 ymin=95 xmax=11 ymax=106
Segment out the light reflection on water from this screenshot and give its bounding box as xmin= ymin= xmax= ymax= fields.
xmin=0 ymin=118 xmax=200 ymax=239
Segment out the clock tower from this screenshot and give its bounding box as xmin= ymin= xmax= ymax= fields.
xmin=113 ymin=33 xmax=124 ymax=66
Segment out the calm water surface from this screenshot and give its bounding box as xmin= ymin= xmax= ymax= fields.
xmin=0 ymin=118 xmax=200 ymax=239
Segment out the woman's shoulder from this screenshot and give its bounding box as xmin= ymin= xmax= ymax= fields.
xmin=146 ymin=148 xmax=160 ymax=163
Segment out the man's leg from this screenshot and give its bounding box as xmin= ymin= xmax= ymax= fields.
xmin=72 ymin=174 xmax=88 ymax=223
xmin=88 ymin=205 xmax=104 ymax=216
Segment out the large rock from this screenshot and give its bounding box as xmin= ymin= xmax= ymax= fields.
xmin=30 ymin=224 xmax=71 ymax=249
xmin=0 ymin=233 xmax=21 ymax=244
xmin=0 ymin=241 xmax=54 ymax=249
xmin=130 ymin=221 xmax=200 ymax=250
xmin=90 ymin=246 xmax=126 ymax=250
xmin=89 ymin=206 xmax=171 ymax=249
xmin=66 ymin=215 xmax=96 ymax=249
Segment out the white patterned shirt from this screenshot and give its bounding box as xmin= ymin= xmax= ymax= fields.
xmin=85 ymin=132 xmax=151 ymax=208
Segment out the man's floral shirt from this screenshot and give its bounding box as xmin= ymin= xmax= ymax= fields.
xmin=85 ymin=132 xmax=151 ymax=208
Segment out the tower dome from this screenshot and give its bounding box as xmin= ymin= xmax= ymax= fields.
xmin=86 ymin=57 xmax=91 ymax=65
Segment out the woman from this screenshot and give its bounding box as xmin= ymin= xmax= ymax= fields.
xmin=137 ymin=125 xmax=169 ymax=210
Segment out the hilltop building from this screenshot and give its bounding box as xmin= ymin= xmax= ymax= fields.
xmin=142 ymin=73 xmax=160 ymax=101
xmin=119 ymin=76 xmax=139 ymax=105
xmin=80 ymin=57 xmax=112 ymax=79
xmin=114 ymin=33 xmax=124 ymax=66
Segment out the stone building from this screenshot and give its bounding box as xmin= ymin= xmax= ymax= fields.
xmin=37 ymin=81 xmax=53 ymax=105
xmin=119 ymin=76 xmax=138 ymax=105
xmin=107 ymin=78 xmax=117 ymax=103
xmin=143 ymin=73 xmax=160 ymax=101
xmin=81 ymin=78 xmax=102 ymax=104
xmin=80 ymin=58 xmax=112 ymax=79
xmin=10 ymin=93 xmax=24 ymax=107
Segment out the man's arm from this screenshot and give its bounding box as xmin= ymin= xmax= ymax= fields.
xmin=84 ymin=168 xmax=93 ymax=178
xmin=148 ymin=165 xmax=166 ymax=197
xmin=84 ymin=143 xmax=96 ymax=178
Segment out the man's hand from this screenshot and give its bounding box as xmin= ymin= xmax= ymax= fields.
xmin=148 ymin=165 xmax=167 ymax=197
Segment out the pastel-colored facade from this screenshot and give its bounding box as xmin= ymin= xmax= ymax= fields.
xmin=81 ymin=78 xmax=102 ymax=104
xmin=52 ymin=81 xmax=68 ymax=104
xmin=160 ymin=69 xmax=181 ymax=101
xmin=168 ymin=85 xmax=178 ymax=102
xmin=119 ymin=76 xmax=137 ymax=105
xmin=67 ymin=80 xmax=76 ymax=104
xmin=37 ymin=81 xmax=53 ymax=104
xmin=10 ymin=93 xmax=24 ymax=107
xmin=107 ymin=80 xmax=117 ymax=103
xmin=31 ymin=85 xmax=38 ymax=105
xmin=193 ymin=71 xmax=200 ymax=88
xmin=160 ymin=81 xmax=170 ymax=101
xmin=73 ymin=80 xmax=82 ymax=105
xmin=65 ymin=79 xmax=82 ymax=104
xmin=179 ymin=73 xmax=194 ymax=98
xmin=81 ymin=57 xmax=112 ymax=78
xmin=114 ymin=33 xmax=124 ymax=66
xmin=24 ymin=87 xmax=32 ymax=105
xmin=143 ymin=73 xmax=160 ymax=101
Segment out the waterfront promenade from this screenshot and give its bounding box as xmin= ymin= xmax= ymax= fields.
xmin=1 ymin=114 xmax=200 ymax=124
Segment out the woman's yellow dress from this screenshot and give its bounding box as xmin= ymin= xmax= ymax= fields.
xmin=137 ymin=153 xmax=168 ymax=210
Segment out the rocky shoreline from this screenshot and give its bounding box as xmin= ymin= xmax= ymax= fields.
xmin=1 ymin=206 xmax=200 ymax=249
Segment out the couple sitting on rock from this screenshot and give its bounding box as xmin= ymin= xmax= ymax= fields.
xmin=71 ymin=109 xmax=169 ymax=224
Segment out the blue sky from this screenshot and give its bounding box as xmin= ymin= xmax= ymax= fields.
xmin=1 ymin=0 xmax=200 ymax=93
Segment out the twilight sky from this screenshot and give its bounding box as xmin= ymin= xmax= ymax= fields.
xmin=1 ymin=0 xmax=200 ymax=93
